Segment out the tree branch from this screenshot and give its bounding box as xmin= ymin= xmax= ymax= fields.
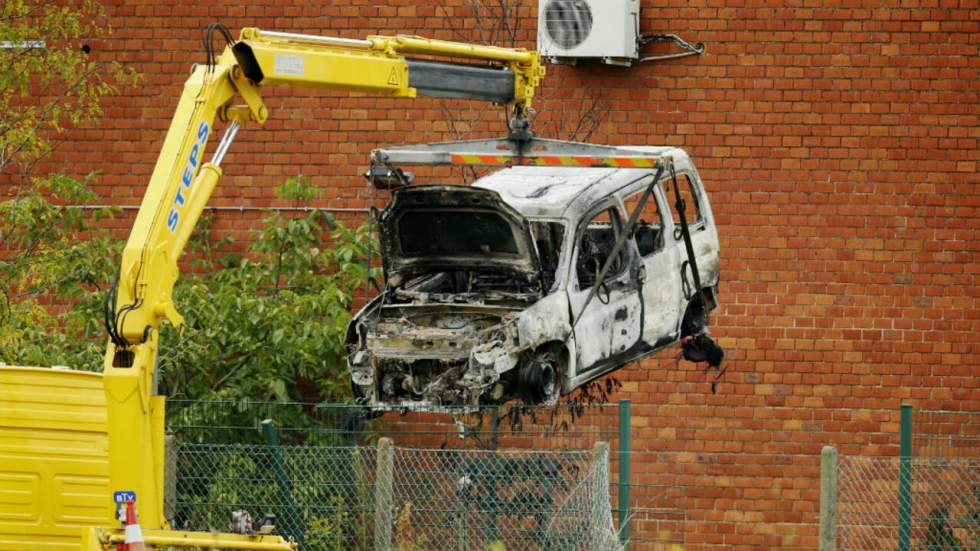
xmin=0 ymin=64 xmax=103 ymax=174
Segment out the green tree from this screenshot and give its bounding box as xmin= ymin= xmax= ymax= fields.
xmin=160 ymin=177 xmax=378 ymax=434
xmin=0 ymin=175 xmax=118 ymax=367
xmin=1 ymin=0 xmax=135 ymax=177
xmin=0 ymin=2 xmax=372 ymax=426
xmin=0 ymin=0 xmax=134 ymax=367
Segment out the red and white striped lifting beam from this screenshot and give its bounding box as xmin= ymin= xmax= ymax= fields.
xmin=372 ymin=137 xmax=673 ymax=169
xmin=448 ymin=153 xmax=660 ymax=168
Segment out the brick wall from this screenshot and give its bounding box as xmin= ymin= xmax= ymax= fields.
xmin=46 ymin=0 xmax=980 ymax=548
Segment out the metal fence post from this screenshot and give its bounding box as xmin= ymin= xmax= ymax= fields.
xmin=261 ymin=419 xmax=305 ymax=549
xmin=374 ymin=437 xmax=394 ymax=551
xmin=164 ymin=434 xmax=176 ymax=525
xmin=898 ymin=404 xmax=912 ymax=551
xmin=592 ymin=441 xmax=610 ymax=549
xmin=819 ymin=446 xmax=837 ymax=551
xmin=618 ymin=399 xmax=631 ymax=549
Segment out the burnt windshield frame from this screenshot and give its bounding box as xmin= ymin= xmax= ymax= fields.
xmin=529 ymin=220 xmax=566 ymax=291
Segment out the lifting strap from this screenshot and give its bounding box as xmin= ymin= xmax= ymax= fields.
xmin=668 ymin=163 xmax=708 ymax=311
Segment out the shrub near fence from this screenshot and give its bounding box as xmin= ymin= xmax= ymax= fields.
xmin=175 ymin=444 xmax=376 ymax=549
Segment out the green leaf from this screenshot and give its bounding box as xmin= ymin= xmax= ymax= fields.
xmin=271 ymin=379 xmax=289 ymax=402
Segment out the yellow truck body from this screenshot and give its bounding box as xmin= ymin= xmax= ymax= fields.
xmin=0 ymin=367 xmax=110 ymax=550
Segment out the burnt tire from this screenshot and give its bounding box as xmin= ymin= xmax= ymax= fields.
xmin=518 ymin=351 xmax=559 ymax=405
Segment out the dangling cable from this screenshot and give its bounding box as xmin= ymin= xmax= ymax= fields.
xmin=365 ymin=156 xmax=378 ymax=305
xmin=103 ymin=270 xmax=126 ymax=347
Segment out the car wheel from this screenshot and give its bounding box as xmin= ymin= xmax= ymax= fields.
xmin=518 ymin=351 xmax=559 ymax=405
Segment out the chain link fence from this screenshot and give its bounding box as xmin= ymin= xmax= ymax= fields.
xmin=174 ymin=444 xmax=376 ymax=549
xmin=837 ymin=456 xmax=980 ymax=550
xmin=384 ymin=444 xmax=617 ymax=551
xmin=836 ymin=408 xmax=980 ymax=551
xmin=166 ymin=400 xmax=839 ymax=550
xmin=172 ymin=440 xmax=618 ymax=550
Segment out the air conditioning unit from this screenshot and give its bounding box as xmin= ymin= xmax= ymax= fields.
xmin=537 ymin=0 xmax=640 ymax=65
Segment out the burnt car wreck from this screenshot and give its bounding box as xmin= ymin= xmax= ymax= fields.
xmin=346 ymin=146 xmax=722 ymax=410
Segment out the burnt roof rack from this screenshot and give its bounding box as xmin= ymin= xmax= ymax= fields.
xmin=372 ymin=137 xmax=672 ymax=169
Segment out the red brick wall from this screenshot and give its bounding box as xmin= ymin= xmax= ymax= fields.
xmin=47 ymin=0 xmax=980 ymax=548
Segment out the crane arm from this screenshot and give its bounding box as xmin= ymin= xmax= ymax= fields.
xmin=232 ymin=28 xmax=543 ymax=107
xmin=100 ymin=26 xmax=544 ymax=537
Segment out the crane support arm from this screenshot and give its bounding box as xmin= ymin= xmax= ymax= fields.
xmin=231 ymin=28 xmax=543 ymax=106
xmin=102 ymin=60 xmax=237 ymax=532
xmin=101 ymin=26 xmax=544 ymax=536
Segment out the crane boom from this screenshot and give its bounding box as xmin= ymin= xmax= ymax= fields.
xmin=98 ymin=25 xmax=543 ymax=542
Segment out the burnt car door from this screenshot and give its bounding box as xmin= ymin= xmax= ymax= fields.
xmin=567 ymin=204 xmax=643 ymax=380
xmin=664 ymin=171 xmax=719 ymax=294
xmin=620 ymin=180 xmax=685 ymax=347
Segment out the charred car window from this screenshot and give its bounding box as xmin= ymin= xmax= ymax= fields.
xmin=398 ymin=210 xmax=520 ymax=256
xmin=576 ymin=207 xmax=627 ymax=289
xmin=664 ymin=174 xmax=704 ymax=230
xmin=623 ymin=188 xmax=665 ymax=257
xmin=531 ymin=221 xmax=565 ymax=290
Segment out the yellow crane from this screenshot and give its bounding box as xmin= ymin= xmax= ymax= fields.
xmin=84 ymin=23 xmax=544 ymax=550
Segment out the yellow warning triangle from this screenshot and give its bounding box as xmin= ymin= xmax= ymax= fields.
xmin=387 ymin=67 xmax=399 ymax=86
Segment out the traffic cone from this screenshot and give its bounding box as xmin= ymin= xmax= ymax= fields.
xmin=117 ymin=501 xmax=145 ymax=551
